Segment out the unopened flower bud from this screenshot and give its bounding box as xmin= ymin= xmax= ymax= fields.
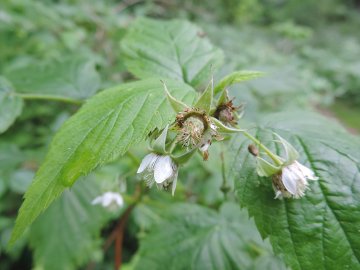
xmin=248 ymin=144 xmax=259 ymax=156
xmin=214 ymin=99 xmax=243 ymax=127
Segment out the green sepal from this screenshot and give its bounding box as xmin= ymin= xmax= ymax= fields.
xmin=273 ymin=133 xmax=299 ymax=165
xmin=194 ymin=77 xmax=213 ymax=113
xmin=162 ymin=81 xmax=189 ymax=113
xmin=216 ymin=88 xmax=229 ymax=107
xmin=211 ymin=117 xmax=243 ymax=134
xmin=151 ymin=125 xmax=169 ymax=154
xmin=214 ymin=70 xmax=264 ymax=95
xmin=172 ymin=148 xmax=197 ymax=164
xmin=256 ymin=156 xmax=281 ymax=177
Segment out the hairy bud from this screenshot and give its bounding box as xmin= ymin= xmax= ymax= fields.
xmin=213 ymin=99 xmax=243 ymax=127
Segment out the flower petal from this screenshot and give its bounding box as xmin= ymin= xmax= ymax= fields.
xmin=295 ymin=161 xmax=319 ymax=180
xmin=154 ymin=156 xmax=174 ymax=183
xmin=137 ymin=153 xmax=158 ymax=173
xmin=281 ymin=167 xmax=298 ymax=195
xmin=113 ymin=194 xmax=124 ymax=207
xmin=102 ymin=193 xmax=113 ymax=207
xmin=274 ymin=190 xmax=283 ymax=199
xmin=91 ymin=196 xmax=103 ymax=205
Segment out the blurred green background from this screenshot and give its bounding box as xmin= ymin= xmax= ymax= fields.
xmin=1 ymin=0 xmax=360 ymax=131
xmin=0 ymin=0 xmax=359 ymax=269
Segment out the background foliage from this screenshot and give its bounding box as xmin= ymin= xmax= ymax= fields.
xmin=0 ymin=0 xmax=359 ymax=269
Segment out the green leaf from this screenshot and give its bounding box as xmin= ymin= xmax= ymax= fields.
xmin=29 ymin=176 xmax=111 ymax=270
xmin=0 ymin=77 xmax=23 ymax=133
xmin=228 ymin=111 xmax=360 ymax=270
xmin=121 ymin=18 xmax=224 ymax=88
xmin=134 ymin=202 xmax=286 ymax=270
xmin=10 ymin=78 xmax=196 ymax=244
xmin=4 ymin=57 xmax=100 ymax=102
xmin=214 ymin=70 xmax=264 ymax=95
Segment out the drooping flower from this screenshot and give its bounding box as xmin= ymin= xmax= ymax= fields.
xmin=137 ymin=153 xmax=179 ymax=195
xmin=272 ymin=160 xmax=319 ymax=199
xmin=92 ymin=192 xmax=124 ymax=208
xmin=254 ymin=133 xmax=319 ymax=199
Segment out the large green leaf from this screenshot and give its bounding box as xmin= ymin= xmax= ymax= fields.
xmin=134 ymin=202 xmax=287 ymax=270
xmin=10 ymin=78 xmax=195 ymax=244
xmin=228 ymin=111 xmax=360 ymax=270
xmin=4 ymin=57 xmax=100 ymax=102
xmin=0 ymin=77 xmax=23 ymax=133
xmin=121 ymin=18 xmax=224 ymax=88
xmin=29 ymin=176 xmax=111 ymax=270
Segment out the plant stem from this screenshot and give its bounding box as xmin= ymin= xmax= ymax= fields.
xmin=114 ymin=205 xmax=134 ymax=270
xmin=241 ymin=130 xmax=282 ymax=166
xmin=14 ymin=93 xmax=83 ymax=105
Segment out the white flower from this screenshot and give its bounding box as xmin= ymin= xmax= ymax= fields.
xmin=273 ymin=161 xmax=319 ymax=199
xmin=137 ymin=153 xmax=179 ymax=195
xmin=92 ymin=192 xmax=124 ymax=208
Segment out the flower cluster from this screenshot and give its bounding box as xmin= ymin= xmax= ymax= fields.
xmin=136 ymin=77 xmax=318 ymax=200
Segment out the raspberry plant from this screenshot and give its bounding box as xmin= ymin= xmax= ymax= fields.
xmin=1 ymin=15 xmax=359 ymax=270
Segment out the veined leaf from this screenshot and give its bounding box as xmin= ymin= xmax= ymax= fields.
xmin=214 ymin=70 xmax=264 ymax=95
xmin=10 ymin=79 xmax=196 ymax=244
xmin=4 ymin=57 xmax=100 ymax=102
xmin=121 ymin=18 xmax=224 ymax=88
xmin=30 ymin=177 xmax=111 ymax=270
xmin=0 ymin=77 xmax=23 ymax=133
xmin=228 ymin=111 xmax=360 ymax=270
xmin=134 ymin=202 xmax=286 ymax=270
